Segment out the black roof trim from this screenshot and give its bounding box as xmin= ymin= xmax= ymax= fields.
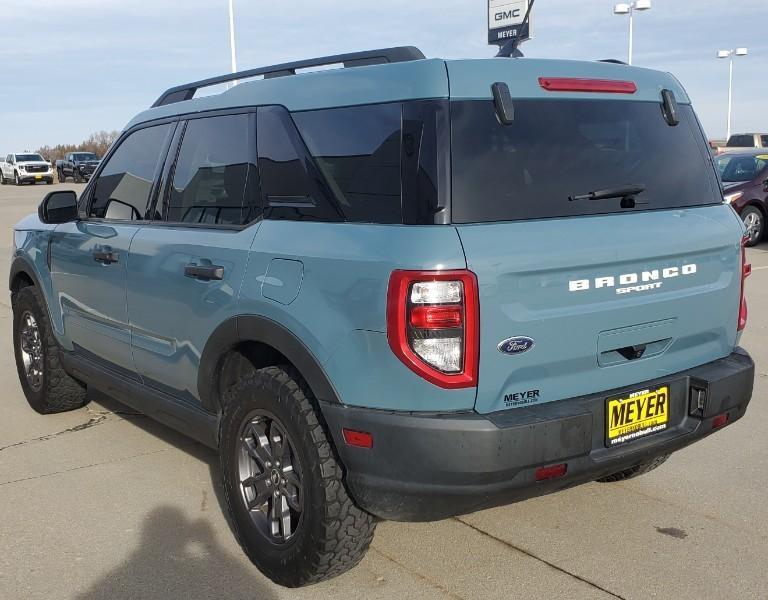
xmin=151 ymin=46 xmax=426 ymax=108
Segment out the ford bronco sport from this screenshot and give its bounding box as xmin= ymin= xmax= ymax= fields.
xmin=10 ymin=47 xmax=755 ymax=587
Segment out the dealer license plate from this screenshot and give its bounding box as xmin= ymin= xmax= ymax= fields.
xmin=606 ymin=385 xmax=669 ymax=447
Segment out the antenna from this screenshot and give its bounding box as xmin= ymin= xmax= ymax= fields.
xmin=496 ymin=0 xmax=536 ymax=58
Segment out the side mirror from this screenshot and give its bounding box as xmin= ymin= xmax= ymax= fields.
xmin=38 ymin=191 xmax=78 ymax=224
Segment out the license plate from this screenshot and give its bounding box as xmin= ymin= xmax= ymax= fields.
xmin=34 ymin=175 xmax=41 ymax=179
xmin=606 ymin=385 xmax=669 ymax=447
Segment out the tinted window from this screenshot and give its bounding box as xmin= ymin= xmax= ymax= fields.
xmin=450 ymin=100 xmax=721 ymax=224
xmin=166 ymin=114 xmax=258 ymax=225
xmin=761 ymin=135 xmax=768 ymax=147
xmin=90 ymin=124 xmax=172 ymax=220
xmin=257 ymin=106 xmax=341 ymax=222
xmin=17 ymin=154 xmax=45 ymax=162
xmin=292 ymin=104 xmax=402 ymax=223
xmin=727 ymin=135 xmax=755 ymax=147
xmin=716 ymin=154 xmax=768 ymax=182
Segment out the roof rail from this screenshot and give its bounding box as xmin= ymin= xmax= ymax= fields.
xmin=599 ymin=59 xmax=628 ymax=65
xmin=151 ymin=46 xmax=426 ymax=108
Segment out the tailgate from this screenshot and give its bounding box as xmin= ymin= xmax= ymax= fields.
xmin=457 ymin=206 xmax=743 ymax=414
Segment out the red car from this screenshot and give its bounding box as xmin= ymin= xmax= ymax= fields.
xmin=717 ymin=150 xmax=768 ymax=246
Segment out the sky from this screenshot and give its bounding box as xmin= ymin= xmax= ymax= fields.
xmin=1 ymin=0 xmax=765 ymax=151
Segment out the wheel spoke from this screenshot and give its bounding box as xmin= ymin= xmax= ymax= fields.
xmin=279 ymin=495 xmax=291 ymax=539
xmin=242 ymin=421 xmax=273 ymax=468
xmin=243 ymin=473 xmax=271 ymax=509
xmin=268 ymin=421 xmax=285 ymax=464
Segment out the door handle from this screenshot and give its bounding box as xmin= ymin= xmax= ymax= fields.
xmin=92 ymin=247 xmax=119 ymax=264
xmin=184 ymin=262 xmax=224 ymax=281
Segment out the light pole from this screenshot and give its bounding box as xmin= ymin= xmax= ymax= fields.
xmin=228 ymin=0 xmax=238 ymax=86
xmin=718 ymin=48 xmax=748 ymax=141
xmin=613 ymin=0 xmax=652 ymax=66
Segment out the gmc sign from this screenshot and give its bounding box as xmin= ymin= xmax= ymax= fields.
xmin=488 ymin=0 xmax=531 ymax=45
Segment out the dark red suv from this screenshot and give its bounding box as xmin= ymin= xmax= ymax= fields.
xmin=717 ymin=150 xmax=768 ymax=246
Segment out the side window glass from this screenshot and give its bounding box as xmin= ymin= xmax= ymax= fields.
xmin=762 ymin=135 xmax=768 ymax=147
xmin=166 ymin=114 xmax=257 ymax=225
xmin=292 ymin=104 xmax=402 ymax=223
xmin=89 ymin=123 xmax=172 ymax=220
xmin=257 ymin=106 xmax=342 ymax=222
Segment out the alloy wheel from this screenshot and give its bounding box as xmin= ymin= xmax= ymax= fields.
xmin=744 ymin=211 xmax=763 ymax=245
xmin=18 ymin=311 xmax=44 ymax=391
xmin=237 ymin=411 xmax=303 ymax=544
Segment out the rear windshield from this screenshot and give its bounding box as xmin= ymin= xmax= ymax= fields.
xmin=450 ymin=100 xmax=722 ymax=223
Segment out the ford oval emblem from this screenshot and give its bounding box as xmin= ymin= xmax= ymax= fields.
xmin=498 ymin=336 xmax=535 ymax=355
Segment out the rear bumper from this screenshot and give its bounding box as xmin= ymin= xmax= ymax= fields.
xmin=322 ymin=348 xmax=754 ymax=521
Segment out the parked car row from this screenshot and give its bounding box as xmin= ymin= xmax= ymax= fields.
xmin=0 ymin=151 xmax=102 ymax=186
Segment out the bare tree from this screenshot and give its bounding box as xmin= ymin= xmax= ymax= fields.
xmin=37 ymin=130 xmax=120 ymax=163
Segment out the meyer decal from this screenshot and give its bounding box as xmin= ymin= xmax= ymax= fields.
xmin=569 ymin=264 xmax=697 ymax=295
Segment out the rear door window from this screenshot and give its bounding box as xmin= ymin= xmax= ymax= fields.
xmin=257 ymin=106 xmax=342 ymax=222
xmin=165 ymin=113 xmax=259 ymax=226
xmin=292 ymin=104 xmax=403 ymax=223
xmin=728 ymin=135 xmax=755 ymax=147
xmin=90 ymin=123 xmax=173 ymax=220
xmin=450 ymin=100 xmax=722 ymax=224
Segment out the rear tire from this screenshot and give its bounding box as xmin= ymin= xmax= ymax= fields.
xmin=742 ymin=206 xmax=764 ymax=247
xmin=597 ymin=454 xmax=669 ymax=482
xmin=219 ymin=366 xmax=376 ymax=587
xmin=12 ymin=286 xmax=88 ymax=414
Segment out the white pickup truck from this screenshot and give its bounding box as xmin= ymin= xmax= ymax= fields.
xmin=0 ymin=152 xmax=54 ymax=186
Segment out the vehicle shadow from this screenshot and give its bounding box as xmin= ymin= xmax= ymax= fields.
xmin=76 ymin=391 xmax=270 ymax=599
xmin=74 ymin=505 xmax=278 ymax=600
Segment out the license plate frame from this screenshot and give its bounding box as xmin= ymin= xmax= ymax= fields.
xmin=605 ymin=384 xmax=669 ymax=447
xmin=34 ymin=175 xmax=42 ymax=180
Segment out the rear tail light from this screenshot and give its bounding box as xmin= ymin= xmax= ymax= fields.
xmin=387 ymin=270 xmax=479 ymax=389
xmin=342 ymin=428 xmax=374 ymax=449
xmin=738 ymin=235 xmax=751 ymax=332
xmin=538 ymin=77 xmax=637 ymax=94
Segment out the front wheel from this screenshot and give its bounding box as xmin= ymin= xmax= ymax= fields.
xmin=219 ymin=366 xmax=376 ymax=587
xmin=14 ymin=171 xmax=22 ymax=186
xmin=12 ymin=286 xmax=88 ymax=414
xmin=0 ymin=171 xmax=5 ymax=185
xmin=742 ymin=206 xmax=764 ymax=247
xmin=57 ymin=169 xmax=66 ymax=183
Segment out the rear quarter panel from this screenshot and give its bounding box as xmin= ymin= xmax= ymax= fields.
xmin=239 ymin=220 xmax=477 ymax=412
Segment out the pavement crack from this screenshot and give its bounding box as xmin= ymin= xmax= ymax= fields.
xmin=0 ymin=406 xmax=144 ymax=453
xmin=454 ymin=517 xmax=627 ymax=600
xmin=369 ymin=546 xmax=466 ymax=600
xmin=0 ymin=414 xmax=108 ymax=452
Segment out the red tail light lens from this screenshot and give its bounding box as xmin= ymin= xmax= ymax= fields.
xmin=387 ymin=270 xmax=479 ymax=389
xmin=738 ymin=235 xmax=751 ymax=332
xmin=538 ymin=77 xmax=637 ymax=94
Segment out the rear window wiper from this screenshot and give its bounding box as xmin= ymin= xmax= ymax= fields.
xmin=569 ymin=185 xmax=646 ymax=202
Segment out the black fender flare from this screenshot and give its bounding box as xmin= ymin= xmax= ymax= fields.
xmin=9 ymin=254 xmax=43 ymax=294
xmin=198 ymin=315 xmax=343 ymax=413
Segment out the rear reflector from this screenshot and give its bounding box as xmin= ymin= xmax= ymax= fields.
xmin=538 ymin=77 xmax=637 ymax=94
xmin=535 ymin=463 xmax=568 ymax=481
xmin=342 ymin=428 xmax=373 ymax=449
xmin=712 ymin=414 xmax=730 ymax=430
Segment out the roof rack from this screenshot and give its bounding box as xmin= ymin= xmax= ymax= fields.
xmin=151 ymin=46 xmax=426 ymax=108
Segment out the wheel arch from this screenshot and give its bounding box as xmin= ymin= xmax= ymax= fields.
xmin=198 ymin=315 xmax=343 ymax=414
xmin=9 ymin=255 xmax=41 ymax=303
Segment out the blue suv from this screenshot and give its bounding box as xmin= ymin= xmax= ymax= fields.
xmin=10 ymin=47 xmax=755 ymax=587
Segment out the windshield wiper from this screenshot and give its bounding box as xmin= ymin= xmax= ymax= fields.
xmin=569 ymin=185 xmax=646 ymax=203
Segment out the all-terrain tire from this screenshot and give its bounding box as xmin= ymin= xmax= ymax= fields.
xmin=597 ymin=454 xmax=669 ymax=482
xmin=12 ymin=285 xmax=88 ymax=414
xmin=219 ymin=366 xmax=376 ymax=587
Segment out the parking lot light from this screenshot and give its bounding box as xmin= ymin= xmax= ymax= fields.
xmin=614 ymin=1 xmax=652 ymax=65
xmin=718 ymin=48 xmax=749 ymax=140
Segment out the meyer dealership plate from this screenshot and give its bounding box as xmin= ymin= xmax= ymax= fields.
xmin=606 ymin=384 xmax=669 ymax=447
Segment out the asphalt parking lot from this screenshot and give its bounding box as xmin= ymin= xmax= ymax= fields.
xmin=0 ymin=182 xmax=766 ymax=600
